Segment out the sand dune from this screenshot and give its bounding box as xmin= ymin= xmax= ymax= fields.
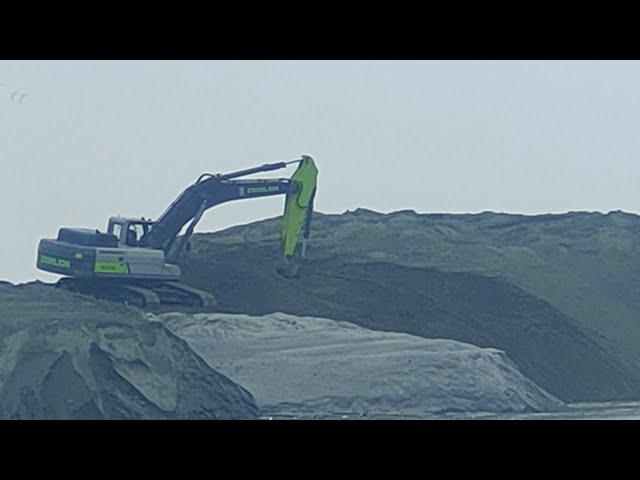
xmin=156 ymin=312 xmax=564 ymax=418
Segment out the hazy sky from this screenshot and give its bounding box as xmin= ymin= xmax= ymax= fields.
xmin=2 ymin=60 xmax=640 ymax=283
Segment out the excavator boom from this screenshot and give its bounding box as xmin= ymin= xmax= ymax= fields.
xmin=139 ymin=155 xmax=318 ymax=267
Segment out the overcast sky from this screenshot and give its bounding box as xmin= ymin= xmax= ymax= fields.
xmin=2 ymin=60 xmax=640 ymax=283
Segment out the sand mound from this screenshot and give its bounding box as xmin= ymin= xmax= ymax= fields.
xmin=157 ymin=311 xmax=564 ymax=418
xmin=0 ymin=284 xmax=259 ymax=419
xmin=180 ymin=211 xmax=640 ymax=402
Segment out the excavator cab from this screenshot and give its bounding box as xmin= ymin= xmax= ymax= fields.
xmin=107 ymin=218 xmax=154 ymax=248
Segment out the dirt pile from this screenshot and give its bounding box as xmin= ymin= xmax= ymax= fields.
xmin=190 ymin=209 xmax=640 ymax=363
xmin=156 ymin=311 xmax=564 ymax=418
xmin=179 ymin=211 xmax=640 ymax=402
xmin=0 ymin=283 xmax=258 ymax=419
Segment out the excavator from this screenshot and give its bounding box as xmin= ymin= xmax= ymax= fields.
xmin=36 ymin=155 xmax=318 ymax=308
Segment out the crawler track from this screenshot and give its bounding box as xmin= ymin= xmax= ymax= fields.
xmin=55 ymin=277 xmax=217 ymax=310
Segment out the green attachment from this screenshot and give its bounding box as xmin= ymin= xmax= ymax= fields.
xmin=281 ymin=155 xmax=318 ymax=263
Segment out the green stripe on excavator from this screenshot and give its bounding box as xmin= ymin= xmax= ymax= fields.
xmin=94 ymin=262 xmax=129 ymax=274
xmin=281 ymin=155 xmax=318 ymax=260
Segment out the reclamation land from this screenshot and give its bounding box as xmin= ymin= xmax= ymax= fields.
xmin=3 ymin=209 xmax=640 ymax=418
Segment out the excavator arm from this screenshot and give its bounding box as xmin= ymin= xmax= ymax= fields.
xmin=138 ymin=155 xmax=318 ymax=273
xmin=278 ymin=156 xmax=318 ymax=276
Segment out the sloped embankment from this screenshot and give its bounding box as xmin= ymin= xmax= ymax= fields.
xmin=180 ymin=217 xmax=640 ymax=403
xmin=0 ymin=283 xmax=258 ymax=419
xmin=156 ymin=311 xmax=564 ymax=418
xmin=189 ymin=209 xmax=640 ymax=366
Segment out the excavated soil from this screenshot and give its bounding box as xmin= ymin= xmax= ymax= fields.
xmin=0 ymin=283 xmax=259 ymax=419
xmin=180 ymin=226 xmax=640 ymax=403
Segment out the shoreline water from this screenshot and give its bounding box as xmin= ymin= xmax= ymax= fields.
xmin=261 ymin=401 xmax=640 ymax=420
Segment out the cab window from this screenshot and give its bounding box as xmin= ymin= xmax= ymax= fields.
xmin=126 ymin=224 xmax=146 ymax=247
xmin=111 ymin=224 xmax=122 ymax=242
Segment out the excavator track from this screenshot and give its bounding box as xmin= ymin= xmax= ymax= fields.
xmin=55 ymin=277 xmax=216 ymax=309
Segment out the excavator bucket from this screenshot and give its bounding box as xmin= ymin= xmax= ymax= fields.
xmin=278 ymin=155 xmax=318 ymax=277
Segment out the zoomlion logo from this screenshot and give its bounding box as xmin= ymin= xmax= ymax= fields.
xmin=40 ymin=254 xmax=71 ymax=269
xmin=246 ymin=186 xmax=281 ymax=195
